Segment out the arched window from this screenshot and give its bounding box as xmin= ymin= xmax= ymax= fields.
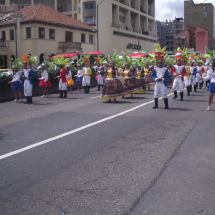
xmin=39 ymin=53 xmax=45 ymax=64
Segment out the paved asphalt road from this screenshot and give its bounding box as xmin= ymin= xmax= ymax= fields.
xmin=0 ymin=85 xmax=215 ymax=215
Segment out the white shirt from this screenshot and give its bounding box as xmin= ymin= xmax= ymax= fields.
xmin=12 ymin=72 xmax=21 ymax=83
xmin=39 ymin=70 xmax=48 ymax=82
xmin=203 ymin=69 xmax=215 ymax=83
xmin=66 ymin=70 xmax=72 ymax=79
xmin=75 ymin=69 xmax=83 ymax=78
xmin=23 ymin=68 xmax=31 ymax=79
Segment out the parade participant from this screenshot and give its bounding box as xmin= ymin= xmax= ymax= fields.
xmin=181 ymin=52 xmax=191 ymax=96
xmin=188 ymin=55 xmax=197 ymax=92
xmin=82 ymin=55 xmax=92 ymax=93
xmin=66 ymin=65 xmax=74 ymax=93
xmin=100 ymin=58 xmax=125 ymax=102
xmin=165 ymin=58 xmax=174 ymax=87
xmin=53 ymin=55 xmax=70 ymax=98
xmin=75 ymin=58 xmax=84 ymax=91
xmin=22 ymin=54 xmax=35 ymax=104
xmin=143 ymin=59 xmax=154 ymax=90
xmin=121 ymin=55 xmax=142 ymax=98
xmin=8 ymin=59 xmax=23 ymax=102
xmin=38 ymin=57 xmax=52 ymax=97
xmin=203 ymin=61 xmax=209 ymax=87
xmin=199 ymin=62 xmax=215 ymax=111
xmin=94 ymin=56 xmax=104 ymax=91
xmin=151 ymin=44 xmax=170 ymax=109
xmin=205 ymin=63 xmax=212 ymax=87
xmin=135 ymin=58 xmax=146 ymax=94
xmin=172 ymin=49 xmax=186 ymax=101
xmin=195 ymin=55 xmax=205 ymax=89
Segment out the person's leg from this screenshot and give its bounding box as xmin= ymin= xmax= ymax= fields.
xmin=45 ymin=87 xmax=48 ymax=96
xmin=207 ymin=92 xmax=213 ymax=110
xmin=14 ymin=91 xmax=17 ymax=101
xmin=172 ymin=79 xmax=178 ymax=99
xmin=17 ymin=89 xmax=22 ymax=101
xmin=153 ymin=83 xmax=159 ymax=109
xmin=161 ymin=84 xmax=168 ymax=109
xmin=42 ymin=87 xmax=45 ymax=96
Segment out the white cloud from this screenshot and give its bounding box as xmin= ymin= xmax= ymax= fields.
xmin=155 ymin=0 xmax=215 ymax=22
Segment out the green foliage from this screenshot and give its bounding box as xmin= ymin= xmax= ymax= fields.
xmin=53 ymin=55 xmax=70 ymax=68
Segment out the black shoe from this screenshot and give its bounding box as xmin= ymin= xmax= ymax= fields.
xmin=196 ymin=83 xmax=199 ymax=89
xmin=180 ymin=92 xmax=183 ymax=101
xmin=173 ymin=91 xmax=178 ymax=99
xmin=24 ymin=96 xmax=29 ymax=104
xmin=153 ymin=98 xmax=158 ymax=109
xmin=28 ymin=96 xmax=32 ymax=104
xmin=87 ymin=86 xmax=90 ymax=93
xmin=58 ymin=91 xmax=63 ymax=98
xmin=63 ymin=90 xmax=67 ymax=98
xmin=164 ymin=98 xmax=168 ymax=109
xmin=84 ymin=86 xmax=87 ymax=93
xmin=194 ymin=84 xmax=197 ymax=92
xmin=187 ymin=87 xmax=190 ymax=96
xmin=97 ymin=85 xmax=100 ymax=91
xmin=200 ymin=83 xmax=202 ymax=89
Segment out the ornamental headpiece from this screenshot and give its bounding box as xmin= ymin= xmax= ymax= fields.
xmin=149 ymin=44 xmax=167 ymax=63
xmin=94 ymin=55 xmax=105 ymax=65
xmin=175 ymin=47 xmax=182 ymax=60
xmin=22 ymin=53 xmax=36 ymax=65
xmin=204 ymin=46 xmax=215 ymax=64
xmin=53 ymin=55 xmax=70 ymax=68
xmin=41 ymin=55 xmax=54 ymax=71
xmin=83 ymin=55 xmax=90 ymax=65
xmin=11 ymin=58 xmax=23 ymax=70
xmin=189 ymin=54 xmax=196 ymax=63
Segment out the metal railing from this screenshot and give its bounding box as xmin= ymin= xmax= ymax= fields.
xmin=110 ymin=23 xmax=132 ymax=31
xmin=84 ymin=21 xmax=96 ymax=26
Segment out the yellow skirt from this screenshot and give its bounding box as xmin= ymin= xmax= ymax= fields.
xmin=66 ymin=79 xmax=74 ymax=86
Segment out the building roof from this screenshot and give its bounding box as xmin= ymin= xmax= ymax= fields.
xmin=0 ymin=4 xmax=95 ymax=31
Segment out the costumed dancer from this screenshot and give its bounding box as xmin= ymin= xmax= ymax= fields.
xmin=135 ymin=57 xmax=146 ymax=93
xmin=8 ymin=59 xmax=23 ymax=102
xmin=100 ymin=57 xmax=126 ymax=102
xmin=94 ymin=56 xmax=104 ymax=91
xmin=188 ymin=55 xmax=197 ymax=93
xmin=205 ymin=63 xmax=212 ymax=87
xmin=172 ymin=49 xmax=186 ymax=101
xmin=75 ymin=58 xmax=84 ymax=91
xmin=203 ymin=61 xmax=209 ymax=87
xmin=121 ymin=54 xmax=142 ymax=98
xmin=181 ymin=50 xmax=191 ymax=96
xmin=38 ymin=56 xmax=52 ymax=97
xmin=195 ymin=55 xmax=205 ymax=89
xmin=151 ymin=44 xmax=170 ymax=109
xmin=143 ymin=59 xmax=154 ymax=90
xmin=66 ymin=64 xmax=74 ymax=93
xmin=53 ymin=55 xmax=70 ymax=98
xmin=199 ymin=61 xmax=215 ymax=111
xmin=165 ymin=58 xmax=174 ymax=87
xmin=82 ymin=55 xmax=92 ymax=93
xmin=22 ymin=54 xmax=35 ymax=104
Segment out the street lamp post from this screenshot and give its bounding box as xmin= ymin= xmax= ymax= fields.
xmin=97 ymin=0 xmax=105 ymax=51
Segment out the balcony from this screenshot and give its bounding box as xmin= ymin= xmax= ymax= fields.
xmin=119 ymin=0 xmax=129 ymax=6
xmin=84 ymin=21 xmax=96 ymax=26
xmin=14 ymin=4 xmax=31 ymax=9
xmin=140 ymin=6 xmax=146 ymax=13
xmin=148 ymin=10 xmax=154 ymax=17
xmin=57 ymin=4 xmax=72 ymax=12
xmin=58 ymin=42 xmax=82 ymax=53
xmin=110 ymin=23 xmax=132 ymax=31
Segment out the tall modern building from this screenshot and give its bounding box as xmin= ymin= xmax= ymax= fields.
xmin=0 ymin=0 xmax=157 ymax=54
xmin=165 ymin=17 xmax=184 ymax=52
xmin=156 ymin=21 xmax=166 ymax=48
xmin=184 ymin=0 xmax=214 ymax=40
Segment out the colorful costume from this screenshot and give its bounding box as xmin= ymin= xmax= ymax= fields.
xmin=195 ymin=55 xmax=205 ymax=89
xmin=188 ymin=55 xmax=197 ymax=92
xmin=151 ymin=44 xmax=170 ymax=109
xmin=82 ymin=55 xmax=92 ymax=93
xmin=172 ymin=50 xmax=186 ymax=101
xmin=66 ymin=69 xmax=74 ymax=86
xmin=75 ymin=69 xmax=83 ymax=84
xmin=39 ymin=69 xmax=51 ymax=87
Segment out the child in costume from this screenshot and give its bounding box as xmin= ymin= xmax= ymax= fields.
xmin=38 ymin=56 xmax=52 ymax=97
xmin=8 ymin=59 xmax=23 ymax=102
xmin=172 ymin=49 xmax=186 ymax=101
xmin=22 ymin=54 xmax=35 ymax=104
xmin=66 ymin=65 xmax=74 ymax=93
xmin=75 ymin=57 xmax=84 ymax=91
xmin=151 ymin=44 xmax=170 ymax=109
xmin=195 ymin=55 xmax=205 ymax=89
xmin=82 ymin=55 xmax=92 ymax=93
xmin=53 ymin=55 xmax=70 ymax=98
xmin=188 ymin=55 xmax=197 ymax=92
xmin=94 ymin=56 xmax=104 ymax=91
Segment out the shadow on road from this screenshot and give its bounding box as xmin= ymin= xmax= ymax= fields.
xmin=169 ymin=107 xmax=193 ymax=111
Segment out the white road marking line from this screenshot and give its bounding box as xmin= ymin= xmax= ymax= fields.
xmin=0 ymin=92 xmax=174 ymax=160
xmin=89 ymin=96 xmax=101 ymax=99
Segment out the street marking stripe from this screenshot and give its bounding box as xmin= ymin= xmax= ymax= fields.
xmin=0 ymin=92 xmax=174 ymax=160
xmin=89 ymin=96 xmax=101 ymax=99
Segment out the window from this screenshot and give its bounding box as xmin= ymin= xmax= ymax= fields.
xmin=39 ymin=27 xmax=45 ymax=39
xmin=65 ymin=31 xmax=73 ymax=42
xmin=49 ymin=29 xmax=55 ymax=39
xmin=26 ymin=27 xmax=31 ymax=39
xmin=10 ymin=29 xmax=14 ymax=40
xmin=81 ymin=34 xmax=85 ymax=43
xmin=89 ymin=35 xmax=93 ymax=44
xmin=79 ymin=6 xmax=81 ymax=14
xmin=83 ymin=1 xmax=96 ymax=9
xmin=166 ymin=36 xmax=169 ymax=39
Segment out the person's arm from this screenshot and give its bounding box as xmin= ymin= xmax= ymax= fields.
xmin=163 ymin=69 xmax=170 ymax=82
xmin=172 ymin=66 xmax=176 ymax=76
xmin=44 ymin=70 xmax=48 ymax=82
xmin=152 ymin=69 xmax=158 ymax=81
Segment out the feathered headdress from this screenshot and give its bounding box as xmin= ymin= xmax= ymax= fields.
xmin=204 ymin=47 xmax=215 ymax=64
xmin=94 ymin=55 xmax=105 ymax=65
xmin=76 ymin=57 xmax=84 ymax=67
xmin=83 ymin=55 xmax=90 ymax=65
xmin=195 ymin=54 xmax=206 ymax=64
xmin=108 ymin=51 xmax=121 ymax=66
xmin=188 ymin=54 xmax=196 ymax=63
xmin=149 ymin=44 xmax=167 ymax=63
xmin=11 ymin=59 xmax=23 ymax=70
xmin=174 ymin=47 xmax=182 ymax=60
xmin=165 ymin=58 xmax=174 ymax=66
xmin=22 ymin=53 xmax=36 ymax=64
xmin=41 ymin=55 xmax=54 ymax=71
xmin=53 ymin=55 xmax=70 ymax=68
